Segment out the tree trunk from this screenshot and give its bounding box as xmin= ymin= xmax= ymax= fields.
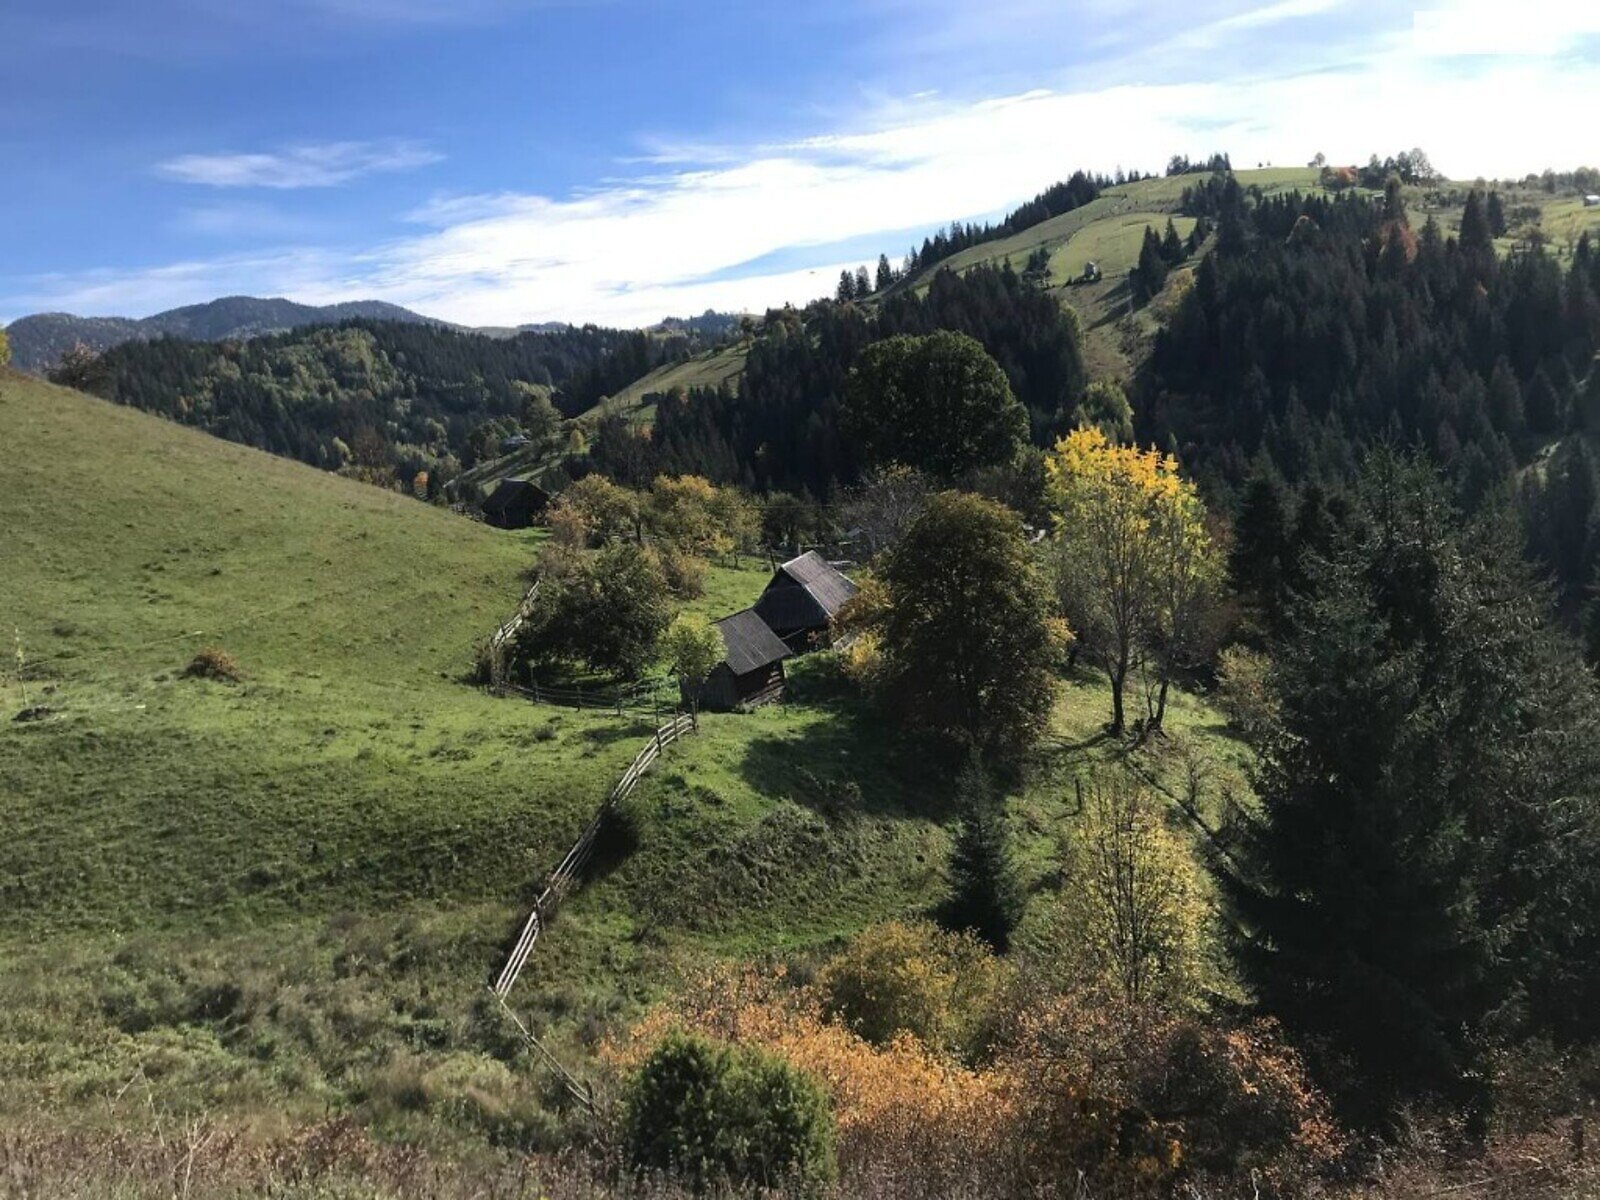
xmin=1153 ymin=673 xmax=1170 ymax=731
xmin=1109 ymin=658 xmax=1127 ymax=735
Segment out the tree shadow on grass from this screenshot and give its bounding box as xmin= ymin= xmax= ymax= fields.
xmin=576 ymin=719 xmax=656 ymax=749
xmin=734 ymin=696 xmax=965 ymax=824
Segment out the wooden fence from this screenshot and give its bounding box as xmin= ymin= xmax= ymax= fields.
xmin=492 ymin=710 xmax=695 ymax=998
xmin=504 ymin=677 xmax=679 ymax=717
xmin=487 ymin=709 xmax=698 ymax=1113
xmin=484 ymin=580 xmax=541 ymax=692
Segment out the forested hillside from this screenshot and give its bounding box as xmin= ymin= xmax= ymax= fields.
xmin=3 ymin=295 xmax=437 ymax=372
xmin=69 ymin=318 xmax=722 ymax=494
xmin=587 ymin=262 xmax=1086 ymax=495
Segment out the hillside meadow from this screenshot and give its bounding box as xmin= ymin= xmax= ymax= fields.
xmin=0 ymin=370 xmax=1250 ymax=1160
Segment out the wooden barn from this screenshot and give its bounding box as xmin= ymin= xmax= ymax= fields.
xmin=753 ymin=551 xmax=858 ymax=651
xmin=481 ymin=478 xmax=551 ymax=529
xmin=692 ymin=608 xmax=790 ymax=712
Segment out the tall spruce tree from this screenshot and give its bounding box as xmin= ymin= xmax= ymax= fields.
xmin=1133 ymin=226 xmax=1169 ymax=304
xmin=942 ymin=756 xmax=1025 ymax=952
xmin=1487 ymin=190 xmax=1507 ymax=237
xmin=1226 ymin=451 xmax=1600 ymax=1126
xmin=1161 ymin=218 xmax=1186 ymax=265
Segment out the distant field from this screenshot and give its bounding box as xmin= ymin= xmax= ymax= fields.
xmin=1413 ymin=186 xmax=1600 ymax=261
xmin=886 ymin=167 xmax=1322 ymax=379
xmin=1047 ymin=212 xmax=1199 ymax=284
xmin=584 ymin=343 xmax=749 ymax=428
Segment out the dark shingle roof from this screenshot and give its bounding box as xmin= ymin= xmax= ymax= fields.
xmin=481 ymin=477 xmax=547 ymax=515
xmin=777 ymin=551 xmax=857 ymax=617
xmin=715 ymin=608 xmax=790 ymax=676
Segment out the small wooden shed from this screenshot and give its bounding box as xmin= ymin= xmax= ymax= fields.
xmin=753 ymin=551 xmax=858 ymax=651
xmin=481 ymin=478 xmax=551 ymax=529
xmin=694 ymin=608 xmax=790 ymax=712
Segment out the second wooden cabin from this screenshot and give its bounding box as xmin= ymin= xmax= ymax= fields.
xmin=753 ymin=551 xmax=858 ymax=652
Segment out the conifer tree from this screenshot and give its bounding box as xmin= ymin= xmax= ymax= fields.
xmin=1133 ymin=226 xmax=1169 ymax=304
xmin=942 ymin=755 xmax=1025 ymax=952
xmin=1161 ymin=218 xmax=1185 ymax=265
xmin=875 ymin=253 xmax=894 ymax=292
xmin=1486 ymin=190 xmax=1507 ymax=237
xmin=1227 ymin=451 xmax=1600 ymax=1124
xmin=1459 ymin=190 xmax=1493 ymax=254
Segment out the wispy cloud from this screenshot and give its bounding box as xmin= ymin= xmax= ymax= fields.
xmin=156 ymin=139 xmax=442 ymax=188
xmin=1410 ymin=0 xmax=1600 ymax=56
xmin=14 ymin=0 xmax=1600 ymax=328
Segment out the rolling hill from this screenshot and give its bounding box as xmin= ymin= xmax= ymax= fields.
xmin=0 ymin=366 xmax=1247 ymax=1151
xmin=3 ymin=295 xmax=439 ymax=373
xmin=557 ymin=167 xmax=1331 ymax=434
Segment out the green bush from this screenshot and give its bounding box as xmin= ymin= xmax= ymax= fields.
xmin=816 ymin=919 xmax=1004 ymax=1059
xmin=623 ymin=1029 xmax=836 ymax=1193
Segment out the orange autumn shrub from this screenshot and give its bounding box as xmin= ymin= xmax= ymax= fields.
xmin=610 ymin=963 xmax=1344 ymax=1197
xmin=606 ymin=966 xmax=1022 ymax=1193
xmin=998 ymin=988 xmax=1344 ymax=1195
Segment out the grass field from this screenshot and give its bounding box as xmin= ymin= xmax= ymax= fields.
xmin=585 ymin=344 xmax=750 ymax=429
xmin=457 ymin=346 xmax=750 ymax=495
xmin=0 ymin=369 xmax=1250 ymax=1153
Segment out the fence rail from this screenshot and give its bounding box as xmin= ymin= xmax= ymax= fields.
xmin=492 ymin=711 xmax=697 ymax=999
xmin=484 ymin=580 xmax=542 ymax=692
xmin=504 ymin=677 xmax=678 ymax=716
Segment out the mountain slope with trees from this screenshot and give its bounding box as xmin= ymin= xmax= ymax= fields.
xmin=55 ymin=317 xmax=725 ymax=497
xmin=3 ymin=295 xmax=439 ymax=372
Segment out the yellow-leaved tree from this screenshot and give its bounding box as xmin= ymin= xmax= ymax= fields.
xmin=1047 ymin=426 xmax=1220 ymax=734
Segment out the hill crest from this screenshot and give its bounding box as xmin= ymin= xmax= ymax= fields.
xmin=3 ymin=295 xmax=440 ymax=372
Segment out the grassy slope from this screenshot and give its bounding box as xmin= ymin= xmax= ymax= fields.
xmin=455 ymin=348 xmax=750 ymax=494
xmin=903 ymin=168 xmax=1323 ymax=378
xmin=0 ymin=370 xmax=1250 ymax=1148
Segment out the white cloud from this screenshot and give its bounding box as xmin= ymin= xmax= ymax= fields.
xmin=1412 ymin=0 xmax=1600 ymax=57
xmin=156 ymin=139 xmax=441 ymax=188
xmin=18 ymin=12 xmax=1600 ymax=327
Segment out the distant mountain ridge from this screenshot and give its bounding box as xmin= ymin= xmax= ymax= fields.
xmin=3 ymin=296 xmax=439 ymax=372
xmin=4 ymin=298 xmax=747 ymax=372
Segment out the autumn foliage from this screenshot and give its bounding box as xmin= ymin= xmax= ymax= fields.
xmin=1048 ymin=426 xmax=1221 ymax=733
xmin=609 ymin=947 xmax=1341 ymax=1197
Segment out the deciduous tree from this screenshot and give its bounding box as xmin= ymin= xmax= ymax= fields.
xmin=875 ymin=491 xmax=1066 ymax=755
xmin=663 ymin=614 xmax=722 ymax=713
xmin=1047 ymin=427 xmax=1210 ymax=734
xmin=844 ymin=332 xmax=1028 ymax=480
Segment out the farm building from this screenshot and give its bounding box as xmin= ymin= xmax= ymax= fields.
xmin=693 ymin=608 xmax=789 ymax=711
xmin=480 ymin=478 xmax=550 ymax=529
xmin=753 ymin=550 xmax=858 ymax=651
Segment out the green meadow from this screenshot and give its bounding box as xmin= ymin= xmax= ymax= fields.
xmin=0 ymin=370 xmax=1247 ymax=1148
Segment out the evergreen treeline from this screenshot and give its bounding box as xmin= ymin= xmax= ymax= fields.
xmin=1227 ymin=451 xmax=1600 ymax=1128
xmin=82 ymin=318 xmax=711 ymax=488
xmin=1144 ymin=186 xmax=1600 ymax=508
xmin=588 ymin=263 xmax=1087 ymax=495
xmin=900 ymin=170 xmax=1113 ymax=277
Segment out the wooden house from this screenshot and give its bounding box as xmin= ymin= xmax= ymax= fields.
xmin=753 ymin=550 xmax=858 ymax=651
xmin=481 ymin=478 xmax=551 ymax=529
xmin=693 ymin=608 xmax=790 ymax=711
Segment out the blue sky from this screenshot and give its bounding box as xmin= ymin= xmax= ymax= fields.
xmin=2 ymin=0 xmax=1597 ymax=326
